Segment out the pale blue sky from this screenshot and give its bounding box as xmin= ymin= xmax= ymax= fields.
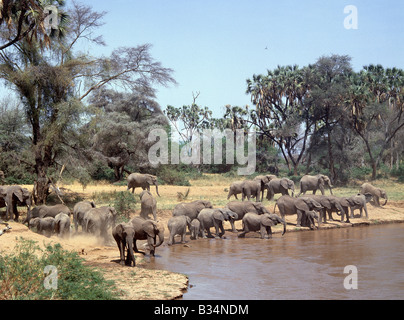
xmin=55 ymin=1 xmax=404 ymax=116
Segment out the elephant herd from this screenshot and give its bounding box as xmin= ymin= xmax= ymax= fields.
xmin=0 ymin=173 xmax=389 ymax=270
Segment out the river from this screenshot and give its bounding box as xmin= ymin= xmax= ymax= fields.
xmin=147 ymin=223 xmax=404 ymax=300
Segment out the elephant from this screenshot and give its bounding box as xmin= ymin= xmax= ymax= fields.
xmin=253 ymin=174 xmax=277 ymax=201
xmin=303 ymin=194 xmax=349 ymax=224
xmin=0 ymin=185 xmax=32 ymax=221
xmin=167 ymin=215 xmax=192 ymax=245
xmin=274 ymin=195 xmax=323 ymax=227
xmin=127 ymin=173 xmax=160 ymax=197
xmin=225 ymin=201 xmax=270 ymax=232
xmin=360 ymin=183 xmax=387 ymax=207
xmin=299 ymin=210 xmax=320 ymax=229
xmin=130 ymin=216 xmax=165 ymax=256
xmin=241 ymin=180 xmax=261 ymax=202
xmin=190 ymin=218 xmax=201 ymax=240
xmin=83 ymin=206 xmax=117 ymax=241
xmin=297 ymin=174 xmax=333 ymax=196
xmin=266 ymin=178 xmax=295 ymax=201
xmin=197 ymin=208 xmax=238 ymax=238
xmin=172 ymin=200 xmax=213 ymax=220
xmin=73 ymin=200 xmax=96 ymax=232
xmin=54 ymin=212 xmax=71 ymax=238
xmin=29 ymin=217 xmax=55 ymax=237
xmin=227 ymin=181 xmax=244 ymax=200
xmin=0 ymin=221 xmax=12 ymax=236
xmin=347 ymin=193 xmax=373 ymax=219
xmin=238 ymin=212 xmax=286 ymax=239
xmin=24 ymin=204 xmax=70 ymax=224
xmin=139 ymin=190 xmax=157 ymax=221
xmin=112 ymin=223 xmax=137 ymax=267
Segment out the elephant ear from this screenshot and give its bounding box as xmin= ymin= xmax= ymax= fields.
xmin=280 ymin=179 xmax=289 ymax=189
xmin=13 ymin=188 xmax=24 ymax=203
xmin=143 ymin=220 xmax=157 ymax=237
xmin=261 ymin=214 xmax=276 ymax=227
xmin=214 ymin=209 xmax=225 ymax=222
xmin=295 ymin=198 xmax=310 ymax=211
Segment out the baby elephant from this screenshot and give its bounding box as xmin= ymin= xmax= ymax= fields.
xmin=238 ymin=212 xmax=286 ymax=239
xmin=29 ymin=217 xmax=55 ymax=237
xmin=197 ymin=208 xmax=238 ymax=239
xmin=190 ymin=218 xmax=201 ymax=240
xmin=139 ymin=190 xmax=157 ymax=221
xmin=167 ymin=215 xmax=192 ymax=245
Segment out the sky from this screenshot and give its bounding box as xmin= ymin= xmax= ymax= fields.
xmin=6 ymin=0 xmax=404 ymax=118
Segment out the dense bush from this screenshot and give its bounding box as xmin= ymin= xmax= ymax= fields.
xmin=0 ymin=239 xmax=120 ymax=300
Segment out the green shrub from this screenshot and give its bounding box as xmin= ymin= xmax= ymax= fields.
xmin=0 ymin=238 xmax=120 ymax=300
xmin=391 ymin=163 xmax=404 ymax=182
xmin=113 ymin=191 xmax=137 ymax=222
xmin=157 ymin=166 xmax=191 ymax=186
xmin=350 ymin=166 xmax=372 ymax=180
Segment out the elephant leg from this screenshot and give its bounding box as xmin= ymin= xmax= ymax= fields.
xmin=229 ymin=218 xmax=238 ymax=232
xmin=363 ymin=205 xmax=369 ymax=218
xmin=238 ymin=224 xmax=248 ymax=238
xmin=133 ymin=240 xmax=146 ymax=255
xmin=296 ymin=210 xmax=303 ymax=227
xmin=181 ymin=231 xmax=186 ymax=243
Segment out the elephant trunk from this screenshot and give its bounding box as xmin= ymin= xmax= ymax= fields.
xmin=154 ymin=231 xmax=165 ymax=248
xmin=282 ymin=220 xmax=286 ymax=236
xmin=155 ymin=183 xmax=161 ymax=197
xmin=126 ymin=237 xmax=136 ymax=267
xmin=290 ymin=185 xmax=295 ymax=198
xmin=383 ymin=196 xmax=388 ymax=206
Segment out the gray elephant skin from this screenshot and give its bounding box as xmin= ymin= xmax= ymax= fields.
xmin=347 ymin=193 xmax=373 ymax=218
xmin=190 ymin=218 xmax=201 ymax=240
xmin=172 ymin=200 xmax=213 ymax=220
xmin=29 ymin=217 xmax=55 ymax=237
xmin=54 ymin=212 xmax=71 ymax=238
xmin=238 ymin=212 xmax=286 ymax=239
xmin=197 ymin=208 xmax=238 ymax=238
xmin=0 ymin=185 xmax=32 ymax=221
xmin=274 ymin=195 xmax=323 ymax=227
xmin=73 ymin=200 xmax=96 ymax=232
xmin=24 ymin=204 xmax=70 ymax=224
xmin=360 ymin=183 xmax=387 ymax=207
xmin=266 ymin=178 xmax=295 ymax=201
xmin=254 ymin=175 xmax=277 ymax=201
xmin=83 ymin=206 xmax=117 ymax=241
xmin=139 ymin=190 xmax=157 ymax=221
xmin=227 ymin=181 xmax=244 ymax=200
xmin=304 ymin=195 xmax=350 ymax=224
xmin=225 ymin=201 xmax=270 ymax=232
xmin=167 ymin=215 xmax=192 ymax=245
xmin=297 ymin=174 xmax=333 ymax=196
xmin=112 ymin=222 xmax=137 ymax=266
xmin=241 ymin=180 xmax=261 ymax=202
xmin=130 ymin=216 xmax=165 ymax=256
xmin=127 ymin=173 xmax=160 ymax=197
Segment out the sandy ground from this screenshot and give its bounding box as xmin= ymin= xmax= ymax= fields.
xmin=1 ymin=180 xmax=404 ymax=300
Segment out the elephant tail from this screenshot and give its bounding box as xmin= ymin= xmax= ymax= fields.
xmin=273 ymin=202 xmax=278 ymax=214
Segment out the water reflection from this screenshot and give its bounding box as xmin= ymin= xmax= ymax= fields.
xmin=146 ymin=224 xmax=404 ymax=300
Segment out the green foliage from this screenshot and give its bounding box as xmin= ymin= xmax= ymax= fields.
xmin=0 ymin=239 xmax=119 ymax=300
xmin=113 ymin=191 xmax=137 ymax=222
xmin=157 ymin=165 xmax=191 ymax=186
xmin=350 ymin=166 xmax=372 ymax=180
xmin=391 ymin=163 xmax=404 ymax=182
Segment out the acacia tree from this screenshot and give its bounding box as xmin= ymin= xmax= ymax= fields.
xmin=0 ymin=1 xmax=176 ymax=203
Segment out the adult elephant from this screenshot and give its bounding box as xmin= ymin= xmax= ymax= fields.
xmin=167 ymin=215 xmax=192 ymax=245
xmin=73 ymin=200 xmax=96 ymax=232
xmin=127 ymin=173 xmax=160 ymax=197
xmin=347 ymin=193 xmax=373 ymax=219
xmin=360 ymin=183 xmax=387 ymax=207
xmin=274 ymin=195 xmax=323 ymax=228
xmin=139 ymin=190 xmax=157 ymax=221
xmin=238 ymin=212 xmax=286 ymax=239
xmin=197 ymin=208 xmax=238 ymax=238
xmin=172 ymin=200 xmax=213 ymax=220
xmin=112 ymin=222 xmax=137 ymax=267
xmin=253 ymin=175 xmax=277 ymax=201
xmin=225 ymin=201 xmax=270 ymax=232
xmin=297 ymin=174 xmax=333 ymax=196
xmin=54 ymin=213 xmax=71 ymax=238
xmin=130 ymin=216 xmax=165 ymax=256
xmin=24 ymin=204 xmax=70 ymax=224
xmin=241 ymin=180 xmax=261 ymax=202
xmin=227 ymin=181 xmax=244 ymax=200
xmin=29 ymin=217 xmax=55 ymax=237
xmin=266 ymin=178 xmax=295 ymax=201
xmin=303 ymin=194 xmax=349 ymax=224
xmin=83 ymin=206 xmax=117 ymax=241
xmin=0 ymin=185 xmax=32 ymax=222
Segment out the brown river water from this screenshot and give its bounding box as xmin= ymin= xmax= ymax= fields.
xmin=146 ymin=223 xmax=404 ymax=300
